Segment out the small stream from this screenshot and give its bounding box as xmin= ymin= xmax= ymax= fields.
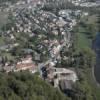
xmin=93 ymin=32 xmax=100 ymax=84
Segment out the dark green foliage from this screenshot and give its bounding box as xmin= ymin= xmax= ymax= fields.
xmin=0 ymin=71 xmax=69 ymax=100
xmin=67 ymin=13 xmax=98 ymax=100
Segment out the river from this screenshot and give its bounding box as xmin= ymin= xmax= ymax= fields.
xmin=93 ymin=32 xmax=100 ymax=84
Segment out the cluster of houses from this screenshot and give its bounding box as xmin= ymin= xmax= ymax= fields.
xmin=3 ymin=55 xmax=37 ymax=73
xmin=0 ymin=5 xmax=83 ymax=62
xmin=41 ymin=61 xmax=78 ymax=90
xmin=2 ymin=53 xmax=78 ymax=91
xmin=68 ymin=0 xmax=100 ymax=7
xmin=0 ymin=0 xmax=85 ymax=91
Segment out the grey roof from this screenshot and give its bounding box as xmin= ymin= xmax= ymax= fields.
xmin=59 ymin=80 xmax=73 ymax=90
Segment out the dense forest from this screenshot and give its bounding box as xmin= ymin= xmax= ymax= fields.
xmin=0 ymin=71 xmax=70 ymax=100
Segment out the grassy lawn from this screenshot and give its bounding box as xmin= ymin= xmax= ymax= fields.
xmin=0 ymin=11 xmax=9 ymax=45
xmin=75 ymin=15 xmax=98 ymax=51
xmin=87 ymin=15 xmax=98 ymax=25
xmin=0 ymin=51 xmax=15 ymax=61
xmin=75 ymin=26 xmax=92 ymax=53
xmin=0 ymin=37 xmax=5 ymax=45
xmin=75 ymin=14 xmax=100 ymax=99
xmin=0 ymin=36 xmax=8 ymax=46
xmin=76 ymin=31 xmax=91 ymax=49
xmin=0 ymin=11 xmax=8 ymax=29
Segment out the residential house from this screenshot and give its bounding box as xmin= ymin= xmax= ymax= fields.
xmin=47 ymin=67 xmax=78 ymax=88
xmin=15 ymin=55 xmax=37 ymax=73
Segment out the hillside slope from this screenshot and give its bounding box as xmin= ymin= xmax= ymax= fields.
xmin=0 ymin=71 xmax=70 ymax=100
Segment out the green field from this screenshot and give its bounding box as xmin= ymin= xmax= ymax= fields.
xmin=75 ymin=15 xmax=97 ymax=50
xmin=76 ymin=15 xmax=100 ymax=100
xmin=0 ymin=11 xmax=8 ymax=29
xmin=76 ymin=28 xmax=91 ymax=49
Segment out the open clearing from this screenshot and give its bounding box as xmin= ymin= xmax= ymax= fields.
xmin=0 ymin=11 xmax=8 ymax=29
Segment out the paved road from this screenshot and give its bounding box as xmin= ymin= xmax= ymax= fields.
xmin=38 ymin=31 xmax=71 ymax=76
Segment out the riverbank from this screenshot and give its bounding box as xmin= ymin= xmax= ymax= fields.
xmin=86 ymin=67 xmax=100 ymax=100
xmin=92 ymin=64 xmax=100 ymax=87
xmin=91 ymin=33 xmax=100 ymax=87
xmin=93 ymin=32 xmax=100 ymax=85
xmin=73 ymin=14 xmax=100 ymax=100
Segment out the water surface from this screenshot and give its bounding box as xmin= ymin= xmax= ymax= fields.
xmin=93 ymin=32 xmax=100 ymax=84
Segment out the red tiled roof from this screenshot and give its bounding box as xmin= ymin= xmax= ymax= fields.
xmin=16 ymin=63 xmax=35 ymax=70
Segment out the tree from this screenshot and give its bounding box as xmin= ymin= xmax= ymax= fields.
xmin=0 ymin=71 xmax=70 ymax=100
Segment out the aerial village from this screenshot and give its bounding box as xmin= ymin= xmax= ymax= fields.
xmin=0 ymin=0 xmax=92 ymax=91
